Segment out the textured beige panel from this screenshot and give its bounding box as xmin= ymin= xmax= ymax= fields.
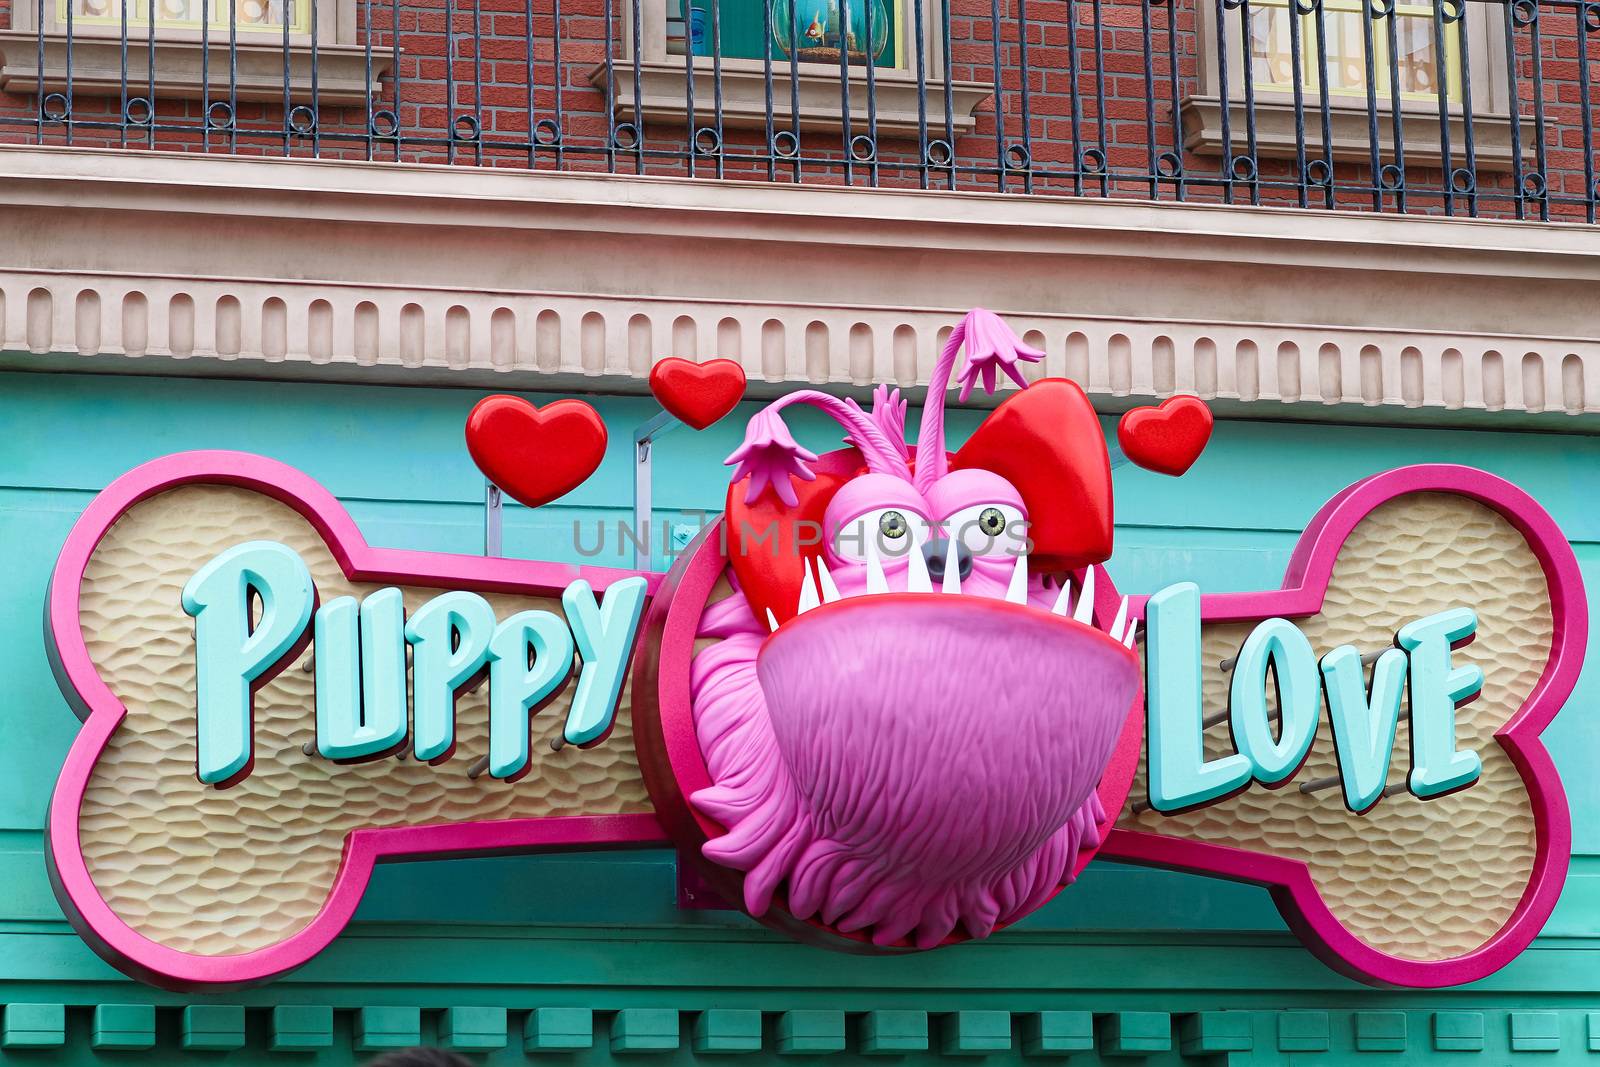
xmin=76 ymin=485 xmax=651 ymax=957
xmin=1116 ymin=493 xmax=1549 ymax=962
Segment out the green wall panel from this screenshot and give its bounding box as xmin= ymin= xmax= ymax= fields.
xmin=1 ymin=370 xmax=1599 ymax=1063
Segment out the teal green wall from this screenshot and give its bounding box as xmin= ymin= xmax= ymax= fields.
xmin=1 ymin=369 xmax=1598 ymax=1063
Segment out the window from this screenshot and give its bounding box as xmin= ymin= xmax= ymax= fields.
xmin=1248 ymin=0 xmax=1462 ymax=102
xmin=65 ymin=0 xmax=309 ymax=35
xmin=0 ymin=0 xmax=377 ymax=105
xmin=1181 ymin=0 xmax=1520 ymax=170
xmin=598 ymin=0 xmax=988 ymax=138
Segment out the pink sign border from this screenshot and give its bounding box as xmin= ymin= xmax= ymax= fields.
xmin=1100 ymin=462 xmax=1585 ymax=988
xmin=43 ymin=455 xmax=1584 ymax=991
xmin=44 ymin=450 xmax=670 ymax=991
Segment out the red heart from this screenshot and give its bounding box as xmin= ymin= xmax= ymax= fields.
xmin=1117 ymin=395 xmax=1213 ymax=476
xmin=952 ymin=378 xmax=1115 ymax=572
xmin=649 ymin=358 xmax=747 ymax=430
xmin=465 ymin=395 xmax=608 ymax=509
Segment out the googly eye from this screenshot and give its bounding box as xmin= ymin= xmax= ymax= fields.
xmin=943 ymin=503 xmax=1028 ymax=559
xmin=833 ymin=507 xmax=931 ymax=562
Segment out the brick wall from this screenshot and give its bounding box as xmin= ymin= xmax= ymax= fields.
xmin=1 ymin=0 xmax=1595 ymax=220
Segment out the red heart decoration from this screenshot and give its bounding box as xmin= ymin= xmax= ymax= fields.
xmin=649 ymin=358 xmax=747 ymax=430
xmin=953 ymin=378 xmax=1115 ymax=572
xmin=1117 ymin=395 xmax=1213 ymax=476
xmin=465 ymin=395 xmax=608 ymax=509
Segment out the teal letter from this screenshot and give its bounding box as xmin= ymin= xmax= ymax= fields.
xmin=561 ymin=576 xmax=649 ymax=747
xmin=315 ymin=588 xmax=409 ymax=761
xmin=1145 ymin=582 xmax=1252 ymax=811
xmin=1398 ymin=607 xmax=1483 ymax=798
xmin=1320 ymin=644 xmax=1408 ymax=813
xmin=405 ymin=591 xmax=497 ymax=762
xmin=1230 ymin=618 xmax=1320 ymax=785
xmin=487 ymin=611 xmax=576 ymax=779
xmin=181 ymin=541 xmax=314 ymax=785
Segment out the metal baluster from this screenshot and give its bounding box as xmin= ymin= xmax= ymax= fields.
xmin=281 ymin=0 xmax=292 ymax=154
xmin=365 ymin=0 xmax=375 ymax=159
xmin=838 ymin=0 xmax=854 ymax=185
xmin=63 ymin=0 xmax=74 ymax=144
xmin=445 ymin=0 xmax=457 ymax=162
xmin=990 ymin=0 xmax=1007 ymax=190
xmin=789 ymin=0 xmax=803 ymax=182
xmin=311 ymin=0 xmax=322 ymax=156
xmin=632 ymin=0 xmax=644 ymax=171
xmin=1504 ymin=0 xmax=1526 ymax=218
xmin=1454 ymin=0 xmax=1476 ymax=213
xmin=1090 ymin=0 xmax=1109 ymax=195
xmin=552 ymin=0 xmax=564 ymax=168
xmin=683 ymin=0 xmax=695 ymax=177
xmin=1312 ymin=0 xmax=1334 ymax=205
xmin=1215 ymin=0 xmax=1234 ymax=202
xmin=146 ymin=0 xmax=155 ymax=147
xmin=202 ymin=0 xmax=210 ymax=150
xmin=1067 ymin=0 xmax=1084 ymax=194
xmin=118 ymin=0 xmax=128 ymax=147
xmin=390 ymin=0 xmax=401 ymax=159
xmin=1579 ymin=0 xmax=1596 ymax=222
xmin=604 ymin=0 xmax=617 ymax=171
xmin=763 ymin=0 xmax=775 ymax=180
xmin=914 ymin=0 xmax=929 ymax=188
xmin=227 ymin=0 xmax=237 ymax=152
xmin=1141 ymin=0 xmax=1159 ymax=199
xmin=1238 ymin=0 xmax=1259 ymax=203
xmin=1017 ymin=0 xmax=1034 ymax=192
xmin=942 ymin=0 xmax=956 ymax=188
xmin=1382 ymin=0 xmax=1407 ymax=211
xmin=34 ymin=0 xmax=43 ymax=143
xmin=710 ymin=0 xmax=725 ymax=179
xmin=1432 ymin=0 xmax=1454 ymax=213
xmin=1164 ymin=0 xmax=1185 ymax=198
xmin=1524 ymin=0 xmax=1549 ymax=219
xmin=1360 ymin=0 xmax=1382 ymax=209
xmin=1289 ymin=0 xmax=1308 ymax=206
xmin=863 ymin=0 xmax=879 ymax=185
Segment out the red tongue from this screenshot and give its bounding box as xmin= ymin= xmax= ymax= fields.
xmin=951 ymin=378 xmax=1113 ymax=572
xmin=726 ymin=450 xmax=863 ymax=626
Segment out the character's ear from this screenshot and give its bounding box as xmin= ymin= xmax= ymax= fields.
xmin=726 ymin=450 xmax=863 ymax=626
xmin=951 ymin=378 xmax=1113 ymax=572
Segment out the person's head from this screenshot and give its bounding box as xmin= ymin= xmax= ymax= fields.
xmin=365 ymin=1050 xmax=473 ymax=1067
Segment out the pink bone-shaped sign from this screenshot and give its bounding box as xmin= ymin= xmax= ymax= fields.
xmin=43 ymin=453 xmax=1583 ymax=990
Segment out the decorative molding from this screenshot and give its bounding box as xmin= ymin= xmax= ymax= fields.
xmin=1 ymin=145 xmax=1598 ymax=425
xmin=0 ymin=33 xmax=384 ymax=105
xmin=1180 ymin=95 xmax=1523 ymax=171
xmin=596 ymin=60 xmax=992 ymax=137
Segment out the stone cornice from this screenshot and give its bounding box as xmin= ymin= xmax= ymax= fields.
xmin=2 ymin=144 xmax=1597 ymax=425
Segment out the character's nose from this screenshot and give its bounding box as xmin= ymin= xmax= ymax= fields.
xmin=922 ymin=538 xmax=973 ymax=583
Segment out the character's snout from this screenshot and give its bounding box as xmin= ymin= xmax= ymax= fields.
xmin=922 ymin=538 xmax=973 ymax=582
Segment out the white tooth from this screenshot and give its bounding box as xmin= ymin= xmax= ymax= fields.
xmin=1073 ymin=567 xmax=1096 ymax=624
xmin=1123 ymin=619 xmax=1139 ymax=649
xmin=905 ymin=540 xmax=933 ymax=593
xmin=816 ymin=556 xmax=842 ymax=604
xmin=1050 ymin=577 xmax=1073 ymax=616
xmin=865 ymin=537 xmax=889 ymax=595
xmin=765 ymin=608 xmax=780 ymax=633
xmin=1005 ymin=553 xmax=1029 ymax=605
xmin=1109 ymin=596 xmax=1129 ymax=641
xmin=942 ymin=538 xmax=962 ymax=594
xmin=798 ymin=562 xmax=821 ymax=614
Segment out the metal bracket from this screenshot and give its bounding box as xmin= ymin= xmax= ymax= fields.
xmin=484 ymin=480 xmax=503 ymax=557
xmin=633 ymin=410 xmax=683 ymax=570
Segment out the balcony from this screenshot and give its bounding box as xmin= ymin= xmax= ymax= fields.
xmin=0 ymin=0 xmax=1593 ymax=219
xmin=0 ymin=0 xmax=1597 ymax=421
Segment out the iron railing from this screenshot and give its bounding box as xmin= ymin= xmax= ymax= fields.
xmin=1 ymin=0 xmax=1597 ymax=221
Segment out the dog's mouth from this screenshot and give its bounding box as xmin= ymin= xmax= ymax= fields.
xmin=764 ymin=549 xmax=1141 ymax=651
